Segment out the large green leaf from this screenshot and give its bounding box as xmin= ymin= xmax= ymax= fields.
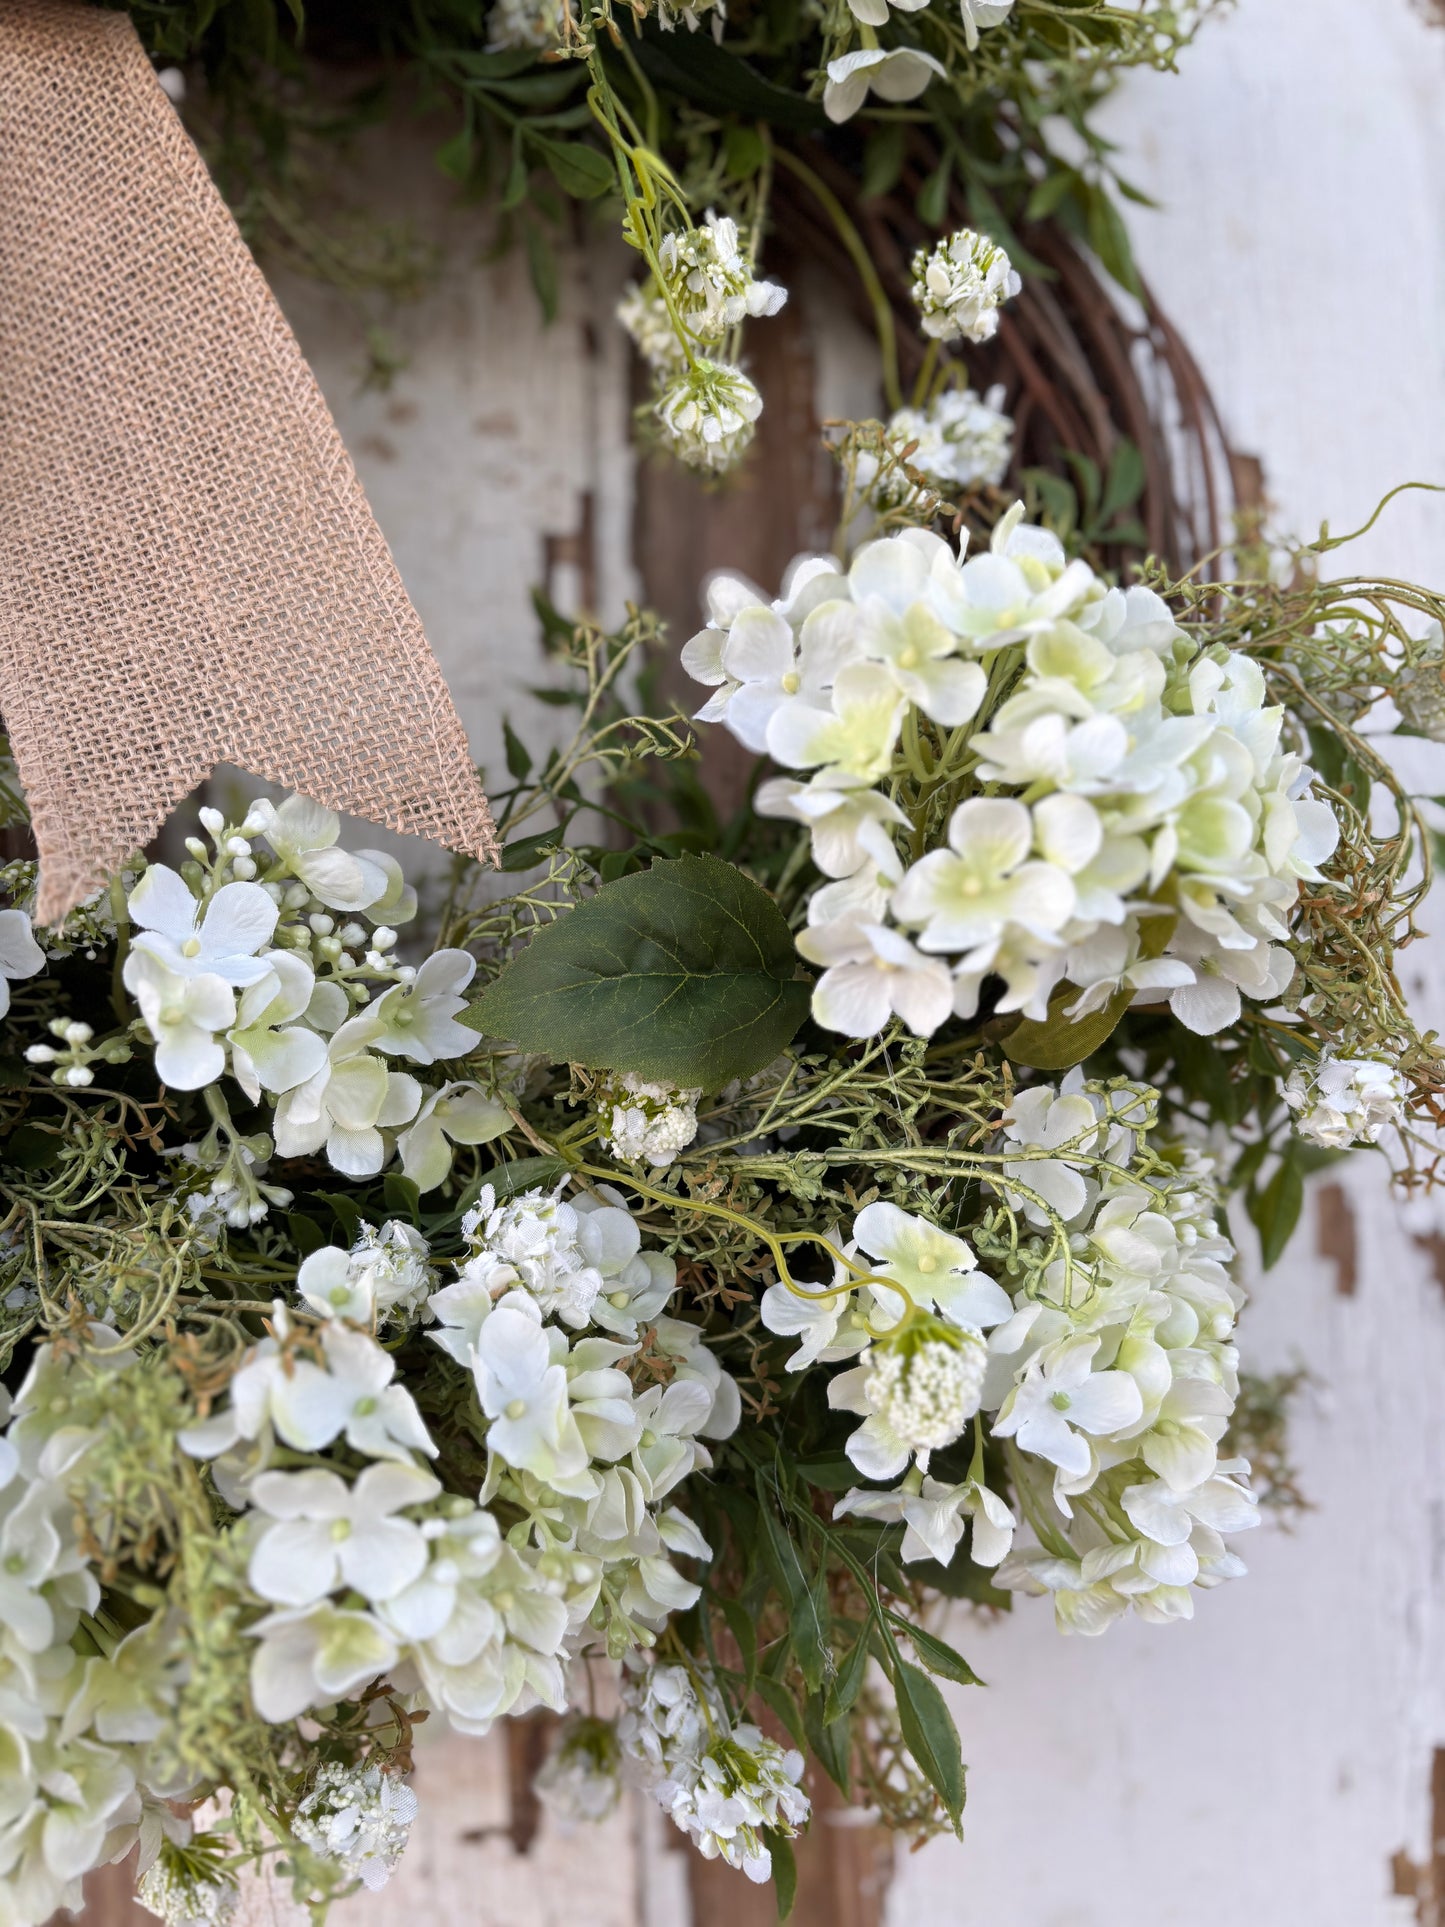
xmin=1001 ymin=983 xmax=1133 ymax=1070
xmin=894 ymin=1659 xmax=966 ymax=1832
xmin=462 ymin=856 xmax=809 ymax=1089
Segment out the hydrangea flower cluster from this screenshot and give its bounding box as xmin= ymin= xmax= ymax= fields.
xmin=618 ymin=1662 xmax=810 ymax=1881
xmin=292 ymin=1762 xmax=419 ymax=1892
xmin=684 ymin=507 xmax=1342 ymax=1043
xmin=910 ymin=228 xmax=1022 ymax=343
xmin=113 ymin=796 xmax=512 ymax=1198
xmin=766 ymin=1076 xmax=1259 ymax=1629
xmin=168 ymin=1176 xmax=736 ymax=1751
xmin=0 ymin=1355 xmax=212 ymax=1924
xmin=1282 ymin=1052 xmax=1407 ymax=1148
xmin=855 ymin=384 xmax=1014 ymax=507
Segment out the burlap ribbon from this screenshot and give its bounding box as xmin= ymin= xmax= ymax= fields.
xmin=0 ymin=0 xmax=497 ymax=924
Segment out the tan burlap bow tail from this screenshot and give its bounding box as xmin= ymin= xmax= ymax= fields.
xmin=0 ymin=0 xmax=497 ymax=924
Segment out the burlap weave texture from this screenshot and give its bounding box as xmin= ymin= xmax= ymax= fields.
xmin=0 ymin=0 xmax=497 ymax=923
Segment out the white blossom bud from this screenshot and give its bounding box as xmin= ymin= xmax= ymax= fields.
xmin=339 ymin=922 xmax=367 ymax=948
xmin=63 ymin=1021 xmax=93 ymax=1045
xmin=232 ymin=856 xmax=257 ymax=879
xmin=242 ymin=800 xmax=275 ymax=834
xmin=226 ymin=836 xmax=251 ymax=857
xmin=64 ymin=1065 xmax=94 ymax=1087
xmin=309 ymin=914 xmax=335 ymax=937
xmin=371 ymin=926 xmax=398 ymax=951
xmin=25 ymin=1044 xmax=56 ymax=1063
xmin=911 ymin=228 xmax=1021 ymax=344
xmin=198 ymin=806 xmax=225 ymax=837
xmin=184 ymin=836 xmax=208 ymax=860
xmin=283 ymin=883 xmax=310 ymax=910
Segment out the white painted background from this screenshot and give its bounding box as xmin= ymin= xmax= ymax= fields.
xmin=273 ymin=3 xmax=1445 ymax=1920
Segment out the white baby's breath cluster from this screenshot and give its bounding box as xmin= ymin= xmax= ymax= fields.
xmin=619 ymin=1663 xmax=810 ymax=1881
xmin=1282 ymin=1052 xmax=1407 ymax=1149
xmin=855 ymin=384 xmax=1014 ymax=507
xmin=911 ymin=227 xmax=1021 ymax=344
xmin=535 ymin=1713 xmax=624 ymax=1823
xmin=683 ymin=507 xmax=1341 ymax=1045
xmin=137 ymin=1845 xmax=239 ymax=1927
xmin=292 ymin=1761 xmax=419 ymax=1893
xmin=657 ymin=213 xmax=786 ymax=341
xmin=655 ymin=358 xmax=764 ymax=474
xmin=109 ymin=796 xmax=513 ymax=1202
xmin=598 ymin=1072 xmax=702 ymax=1167
xmin=619 ymin=213 xmax=786 ymax=474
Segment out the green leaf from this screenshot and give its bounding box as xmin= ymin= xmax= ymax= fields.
xmin=383 ymin=1173 xmax=422 ymax=1221
xmin=501 ymin=134 xmax=529 ymax=211
xmin=536 ymin=138 xmax=615 ymax=200
xmin=523 ymin=219 xmax=558 ymax=322
xmin=752 ymin=1674 xmax=806 ymax=1750
xmin=723 ymin=125 xmax=767 ymax=181
xmin=791 ymin=1568 xmax=833 ymax=1695
xmin=917 ymin=158 xmax=952 ymax=230
xmin=861 ymin=122 xmax=905 ymax=200
xmin=765 ymin=1830 xmax=797 ymax=1920
xmin=792 ymin=1455 xmax=861 ymax=1492
xmin=888 ymin=1614 xmax=981 ymax=1687
xmin=286 ymin=1211 xmax=328 ymax=1256
xmin=500 ymin=821 xmax=572 ymax=872
xmin=1248 ymin=1155 xmax=1305 ymax=1270
xmin=1084 ymin=181 xmax=1142 ymax=297
xmin=802 ymin=1691 xmax=852 ymax=1795
xmin=502 ymin=719 xmax=533 ymax=781
xmin=1001 ymin=984 xmax=1133 ymax=1070
xmin=631 ymin=27 xmax=826 ymax=132
xmin=894 ymin=1659 xmax=965 ymax=1831
xmin=316 ymin=1191 xmax=364 ymax=1241
xmin=720 ymin=1596 xmax=759 ymax=1697
xmin=1024 ymin=165 xmax=1077 ymax=223
xmin=472 ymin=1155 xmax=567 ymax=1203
xmin=462 ymin=855 xmax=809 ymax=1089
xmin=824 ymin=1627 xmax=872 ymax=1724
xmin=1100 ymin=439 xmax=1146 ymax=522
xmin=3 ymin=1122 xmax=60 ymax=1170
xmin=435 ymin=127 xmax=474 ymax=182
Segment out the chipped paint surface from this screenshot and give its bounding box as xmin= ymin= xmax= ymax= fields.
xmin=888 ymin=2 xmax=1445 ymax=1921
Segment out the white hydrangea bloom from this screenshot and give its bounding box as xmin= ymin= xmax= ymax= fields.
xmin=855 ymin=385 xmax=1014 ymax=505
xmin=0 ymin=906 xmax=45 ymax=1020
xmin=656 ymin=359 xmax=763 ymax=473
xmin=1282 ymin=1052 xmax=1406 ymax=1147
xmin=687 ymin=509 xmax=1342 ymax=1047
xmin=461 ymin=1183 xmax=603 ymax=1329
xmin=292 ymin=1762 xmax=419 ymax=1892
xmin=298 ymin=1221 xmax=432 ymax=1326
xmin=619 ymin=1663 xmax=810 ymax=1884
xmin=959 ymin=0 xmax=1014 ymax=49
xmin=600 ymin=1073 xmax=701 ymax=1167
xmin=910 ymin=228 xmax=1021 ymax=343
xmin=122 ymin=951 xmax=235 ymax=1091
xmin=823 ymin=46 xmax=947 ymax=123
xmin=834 ymin=1469 xmax=1015 ymax=1567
